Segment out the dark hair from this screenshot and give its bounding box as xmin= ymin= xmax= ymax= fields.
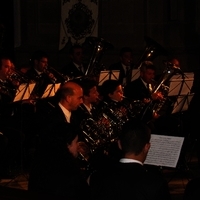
xmin=29 ymin=50 xmax=48 ymax=66
xmin=0 ymin=53 xmax=13 ymax=69
xmin=100 ymin=79 xmax=121 ymax=98
xmin=77 ymin=78 xmax=97 ymax=96
xmin=140 ymin=61 xmax=156 ymax=72
xmin=119 ymin=47 xmax=133 ymax=56
xmin=119 ymin=119 xmax=151 ymax=155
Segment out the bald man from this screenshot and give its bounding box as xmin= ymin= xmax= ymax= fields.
xmin=35 ymin=81 xmax=84 ymax=144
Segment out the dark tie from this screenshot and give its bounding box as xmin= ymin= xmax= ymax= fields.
xmin=126 ymin=68 xmax=132 ymax=84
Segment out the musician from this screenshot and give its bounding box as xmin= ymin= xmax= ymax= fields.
xmin=37 ymin=81 xmax=83 ymax=143
xmin=109 ymin=47 xmax=134 ymax=86
xmin=28 ymin=122 xmax=91 ymax=199
xmin=0 ymin=54 xmax=22 ymax=178
xmin=97 ymin=79 xmax=134 ymax=163
xmin=89 ymin=119 xmax=171 ymax=200
xmin=124 ymin=61 xmax=163 ymax=125
xmin=61 ymin=44 xmax=87 ymax=79
xmin=73 ymin=77 xmax=100 ymax=123
xmin=99 ymin=79 xmax=133 ymax=126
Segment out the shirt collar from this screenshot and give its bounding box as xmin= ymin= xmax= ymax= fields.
xmin=119 ymin=158 xmax=143 ymax=165
xmin=58 ymin=102 xmax=71 ymax=123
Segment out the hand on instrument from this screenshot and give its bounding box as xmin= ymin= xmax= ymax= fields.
xmin=151 ymin=91 xmax=163 ymax=101
xmin=77 ymin=141 xmax=90 ymax=161
xmin=143 ymin=98 xmax=151 ymax=104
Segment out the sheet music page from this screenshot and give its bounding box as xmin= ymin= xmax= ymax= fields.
xmin=49 ymin=83 xmax=61 ymax=97
xmin=14 ymin=83 xmax=28 ymax=102
xmin=131 ymin=69 xmax=140 ymax=81
xmin=98 ymin=70 xmax=120 ymax=86
xmin=168 ymin=79 xmax=193 ymax=96
xmin=41 ymin=84 xmax=53 ymax=98
xmin=23 ymin=83 xmax=36 ymax=100
xmin=144 ymin=134 xmax=184 ymax=168
xmin=172 ymin=94 xmax=194 ymax=114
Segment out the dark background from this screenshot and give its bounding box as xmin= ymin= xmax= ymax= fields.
xmin=0 ymin=0 xmax=200 ymax=73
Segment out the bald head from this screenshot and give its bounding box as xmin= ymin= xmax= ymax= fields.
xmin=58 ymin=81 xmax=83 ymax=111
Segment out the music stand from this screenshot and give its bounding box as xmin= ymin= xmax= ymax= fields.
xmin=41 ymin=83 xmax=61 ymax=98
xmin=98 ymin=70 xmax=120 ymax=86
xmin=168 ymin=72 xmax=194 ymax=97
xmin=131 ymin=69 xmax=140 ymax=81
xmin=172 ymin=93 xmax=194 ymax=114
xmin=13 ymin=83 xmax=36 ymax=102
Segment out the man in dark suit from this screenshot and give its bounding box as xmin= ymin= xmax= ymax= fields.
xmin=89 ymin=119 xmax=171 ymax=200
xmin=109 ymin=47 xmax=134 ymax=86
xmin=38 ymin=80 xmax=84 ymax=140
xmin=124 ymin=61 xmax=163 ymax=124
xmin=61 ymin=44 xmax=87 ymax=79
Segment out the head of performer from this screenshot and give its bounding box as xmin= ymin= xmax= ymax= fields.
xmin=69 ymin=44 xmax=84 ymax=66
xmin=140 ymin=61 xmax=156 ymax=84
xmin=77 ymin=78 xmax=99 ymax=107
xmin=30 ymin=50 xmax=48 ymax=73
xmin=100 ymin=79 xmax=124 ymax=102
xmin=56 ymin=81 xmax=83 ymax=112
xmin=119 ymin=47 xmax=133 ymax=67
xmin=168 ymin=57 xmax=181 ymax=69
xmin=118 ymin=118 xmax=151 ymax=163
xmin=0 ymin=54 xmax=13 ymax=80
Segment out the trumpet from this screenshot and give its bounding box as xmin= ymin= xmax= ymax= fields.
xmin=7 ymin=68 xmax=30 ymax=84
xmin=44 ymin=66 xmax=70 ymax=83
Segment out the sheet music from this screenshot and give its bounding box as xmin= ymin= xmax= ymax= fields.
xmin=41 ymin=83 xmax=61 ymax=98
xmin=131 ymin=69 xmax=140 ymax=81
xmin=168 ymin=73 xmax=194 ymax=96
xmin=98 ymin=70 xmax=120 ymax=86
xmin=144 ymin=134 xmax=184 ymax=168
xmin=172 ymin=93 xmax=194 ymax=114
xmin=13 ymin=83 xmax=36 ymax=102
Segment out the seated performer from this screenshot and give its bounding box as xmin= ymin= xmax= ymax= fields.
xmin=73 ymin=77 xmax=100 ymax=124
xmin=124 ymin=61 xmax=163 ymax=125
xmin=89 ymin=119 xmax=171 ymax=200
xmin=109 ymin=47 xmax=134 ymax=86
xmin=28 ymin=122 xmax=91 ymax=199
xmin=99 ymin=79 xmax=134 ymax=128
xmin=37 ymin=80 xmax=84 ymax=142
xmin=0 ymin=54 xmax=25 ymax=178
xmin=61 ymin=44 xmax=87 ymax=79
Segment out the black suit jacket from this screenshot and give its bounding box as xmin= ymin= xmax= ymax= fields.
xmin=28 ymin=125 xmax=91 ymax=199
xmin=90 ymin=162 xmax=171 ymax=200
xmin=61 ymin=62 xmax=86 ymax=79
xmin=109 ymin=62 xmax=126 ymax=84
xmin=124 ymin=77 xmax=151 ymax=100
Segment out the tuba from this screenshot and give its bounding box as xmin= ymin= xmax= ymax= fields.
xmin=134 ymin=36 xmax=168 ymax=69
xmin=84 ymin=37 xmax=113 ymax=77
xmin=151 ymin=63 xmax=183 ymax=116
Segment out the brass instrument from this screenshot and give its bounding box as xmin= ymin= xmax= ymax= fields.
xmin=151 ymin=64 xmax=183 ymax=116
xmin=134 ymin=36 xmax=168 ymax=69
xmin=7 ymin=68 xmax=30 ymax=84
xmin=0 ymin=79 xmax=16 ymax=97
xmin=85 ymin=37 xmax=113 ymax=77
xmin=45 ymin=66 xmax=70 ymax=83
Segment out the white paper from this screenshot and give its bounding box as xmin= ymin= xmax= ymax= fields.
xmin=172 ymin=93 xmax=194 ymax=114
xmin=144 ymin=134 xmax=184 ymax=168
xmin=41 ymin=83 xmax=61 ymax=98
xmin=98 ymin=70 xmax=120 ymax=86
xmin=14 ymin=83 xmax=36 ymax=102
xmin=168 ymin=72 xmax=194 ymax=96
xmin=131 ymin=69 xmax=140 ymax=81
